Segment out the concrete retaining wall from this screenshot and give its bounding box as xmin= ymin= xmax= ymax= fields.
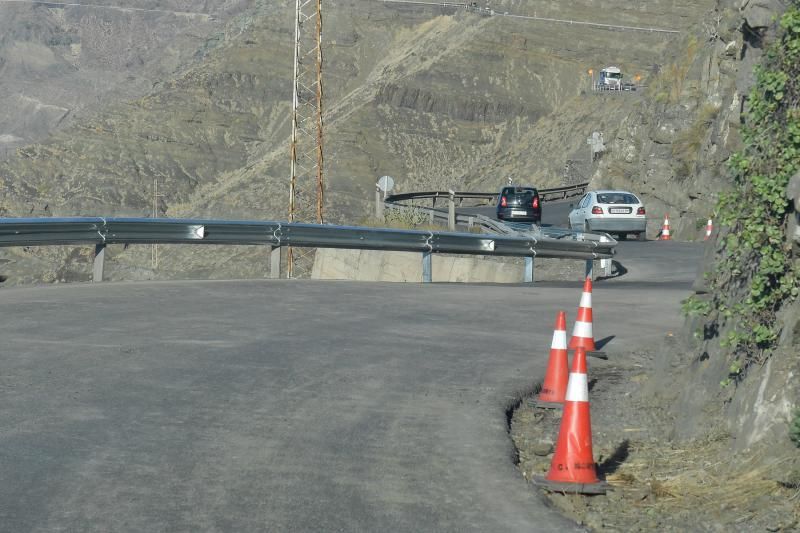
xmin=312 ymin=248 xmax=524 ymax=283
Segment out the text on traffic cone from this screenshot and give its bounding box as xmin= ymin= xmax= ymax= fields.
xmin=546 ymin=347 xmax=600 ymax=484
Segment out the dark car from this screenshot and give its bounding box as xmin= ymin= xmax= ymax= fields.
xmin=496 ymin=186 xmax=541 ymax=223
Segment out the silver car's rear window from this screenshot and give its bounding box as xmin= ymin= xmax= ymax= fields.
xmin=597 ymin=193 xmax=638 ymax=204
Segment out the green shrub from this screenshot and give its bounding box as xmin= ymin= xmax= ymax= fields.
xmin=672 ymin=103 xmax=721 ymax=178
xmin=696 ymin=5 xmax=800 ymax=378
xmin=647 ymin=36 xmax=699 ymax=104
xmin=790 ymin=409 xmax=800 ymax=447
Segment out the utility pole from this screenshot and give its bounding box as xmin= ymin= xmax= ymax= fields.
xmin=152 ymin=177 xmax=165 ymax=268
xmin=288 ymin=0 xmax=325 ymax=277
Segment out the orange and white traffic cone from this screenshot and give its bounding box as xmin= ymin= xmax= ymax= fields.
xmin=660 ymin=214 xmax=672 ymax=240
xmin=569 ymin=276 xmax=596 ymax=353
xmin=704 ymin=218 xmax=713 ymax=240
xmin=533 ymin=311 xmax=570 ymax=409
xmin=533 ymin=347 xmax=608 ymax=494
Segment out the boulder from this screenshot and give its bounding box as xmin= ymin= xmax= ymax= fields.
xmin=741 ymin=0 xmax=783 ymax=30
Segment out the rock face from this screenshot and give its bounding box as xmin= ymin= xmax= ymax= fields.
xmin=788 ymin=172 xmax=800 ymax=248
xmin=588 ymin=0 xmax=764 ymax=239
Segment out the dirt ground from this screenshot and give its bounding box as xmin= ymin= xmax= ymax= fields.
xmin=510 ymin=338 xmax=800 ymax=532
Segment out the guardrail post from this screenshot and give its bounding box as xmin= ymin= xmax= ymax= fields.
xmin=468 ymin=216 xmax=474 ymax=229
xmin=269 ymin=246 xmax=282 ymax=279
xmin=422 ymin=251 xmax=432 ymax=283
xmin=600 ymin=236 xmax=612 ymax=277
xmin=93 ymin=244 xmax=106 ymax=282
xmin=375 ymin=187 xmax=384 ymax=221
xmin=585 ymin=258 xmax=594 ymax=280
xmin=448 ymin=190 xmax=456 ymax=231
xmin=524 ymin=256 xmax=535 ymax=283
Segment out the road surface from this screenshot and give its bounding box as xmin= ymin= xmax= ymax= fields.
xmin=0 ymin=193 xmax=704 ymax=532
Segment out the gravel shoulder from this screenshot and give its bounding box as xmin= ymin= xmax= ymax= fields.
xmin=510 ymin=338 xmax=800 ymax=532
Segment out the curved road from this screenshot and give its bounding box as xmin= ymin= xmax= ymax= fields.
xmin=0 ymin=244 xmax=703 ymax=531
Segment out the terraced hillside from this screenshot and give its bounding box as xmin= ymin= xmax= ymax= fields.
xmin=0 ymin=0 xmax=717 ymax=281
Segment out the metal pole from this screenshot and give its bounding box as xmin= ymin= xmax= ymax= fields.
xmin=287 ymin=0 xmax=302 ymax=279
xmin=375 ymin=187 xmax=384 ymax=221
xmin=314 ymin=0 xmax=325 ymax=224
xmin=422 ymin=251 xmax=432 ymax=283
xmin=524 ymin=256 xmax=534 ymax=283
xmin=269 ymin=246 xmax=281 ymax=279
xmin=448 ymin=190 xmax=456 ymax=231
xmin=93 ymin=244 xmax=106 ymax=283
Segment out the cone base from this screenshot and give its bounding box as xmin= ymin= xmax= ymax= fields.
xmin=532 ymin=475 xmax=609 ymax=495
xmin=527 ymin=399 xmax=564 ymax=410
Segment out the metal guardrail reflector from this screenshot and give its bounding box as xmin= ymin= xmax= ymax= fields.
xmin=190 ymin=225 xmax=205 ymax=239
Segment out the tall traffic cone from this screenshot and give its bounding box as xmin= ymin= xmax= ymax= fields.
xmin=569 ymin=276 xmax=596 ymax=352
xmin=704 ymin=218 xmax=713 ymax=240
xmin=660 ymin=214 xmax=672 ymax=240
xmin=533 ymin=311 xmax=570 ymax=409
xmin=533 ymin=347 xmax=608 ymax=494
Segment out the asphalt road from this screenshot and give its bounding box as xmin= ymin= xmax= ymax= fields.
xmin=456 ymin=198 xmax=574 ymax=228
xmin=0 ymin=235 xmax=704 ymax=532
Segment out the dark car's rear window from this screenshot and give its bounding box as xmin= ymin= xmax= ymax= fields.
xmin=597 ymin=193 xmax=639 ymax=204
xmin=501 ymin=187 xmax=538 ymax=198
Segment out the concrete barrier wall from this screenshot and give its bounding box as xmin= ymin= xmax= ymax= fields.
xmin=312 ymin=248 xmax=524 ymax=283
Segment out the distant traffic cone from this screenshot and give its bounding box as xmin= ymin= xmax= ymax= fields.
xmin=704 ymin=218 xmax=713 ymax=240
xmin=535 ymin=348 xmax=607 ymax=493
xmin=569 ymin=277 xmax=596 ymax=352
xmin=660 ymin=214 xmax=672 ymax=240
xmin=534 ymin=311 xmax=570 ymax=409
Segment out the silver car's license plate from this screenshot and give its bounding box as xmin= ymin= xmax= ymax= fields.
xmin=511 ymin=210 xmax=527 ymax=215
xmin=609 ymin=208 xmax=629 ymax=214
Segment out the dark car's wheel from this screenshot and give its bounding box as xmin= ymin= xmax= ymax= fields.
xmin=618 ymin=233 xmax=628 ymax=241
xmin=638 ymin=231 xmax=647 ymax=242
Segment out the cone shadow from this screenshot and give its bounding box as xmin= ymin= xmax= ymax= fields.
xmin=595 ymin=335 xmax=615 ymax=350
xmin=598 ymin=439 xmax=630 ymax=476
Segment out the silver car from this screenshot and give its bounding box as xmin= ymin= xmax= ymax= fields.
xmin=568 ymin=190 xmax=647 ymax=240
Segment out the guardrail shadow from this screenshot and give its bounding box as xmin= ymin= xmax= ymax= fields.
xmin=596 ymin=260 xmax=628 ymax=281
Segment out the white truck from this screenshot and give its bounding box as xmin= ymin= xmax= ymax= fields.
xmin=596 ymin=66 xmax=636 ymax=91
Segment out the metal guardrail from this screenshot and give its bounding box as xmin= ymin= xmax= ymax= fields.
xmin=0 ymin=216 xmax=615 ymax=283
xmin=382 ymin=182 xmax=591 ymax=236
xmin=384 ymin=182 xmax=589 ymax=206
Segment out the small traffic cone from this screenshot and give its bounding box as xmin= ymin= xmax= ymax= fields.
xmin=704 ymin=219 xmax=713 ymax=240
xmin=660 ymin=214 xmax=672 ymax=240
xmin=533 ymin=347 xmax=608 ymax=494
xmin=569 ymin=276 xmax=596 ymax=352
xmin=533 ymin=311 xmax=570 ymax=409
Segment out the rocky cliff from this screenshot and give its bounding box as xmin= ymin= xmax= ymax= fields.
xmin=589 ymin=0 xmax=793 ymax=239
